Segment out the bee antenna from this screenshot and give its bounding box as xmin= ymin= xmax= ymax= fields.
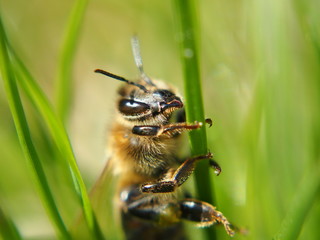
xmin=95 ymin=69 xmax=148 ymax=92
xmin=131 ymin=36 xmax=156 ymax=86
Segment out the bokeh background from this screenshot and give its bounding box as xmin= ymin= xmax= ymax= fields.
xmin=1 ymin=0 xmax=319 ymax=239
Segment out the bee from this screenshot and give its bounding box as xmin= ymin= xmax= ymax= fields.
xmin=94 ymin=37 xmax=235 ymax=240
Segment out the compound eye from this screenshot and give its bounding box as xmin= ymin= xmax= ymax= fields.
xmin=118 ymin=99 xmax=150 ymax=115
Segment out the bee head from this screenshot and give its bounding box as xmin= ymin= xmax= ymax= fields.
xmin=95 ymin=69 xmax=183 ymax=124
xmin=117 ymin=83 xmax=183 ymax=123
xmin=96 ymin=37 xmax=183 ymax=124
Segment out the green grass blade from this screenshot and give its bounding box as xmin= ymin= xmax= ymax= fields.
xmin=273 ymin=165 xmax=320 ymax=240
xmin=8 ymin=42 xmax=104 ymax=240
xmin=173 ymin=0 xmax=216 ymax=239
xmin=55 ymin=0 xmax=88 ymax=121
xmin=0 ymin=206 xmax=22 ymax=240
xmin=0 ymin=15 xmax=70 ymax=240
xmin=1 ymin=8 xmax=103 ymax=238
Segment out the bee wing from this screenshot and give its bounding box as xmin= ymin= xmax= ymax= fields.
xmin=71 ymin=155 xmax=121 ymax=239
xmin=90 ymin=156 xmax=122 ymax=237
xmin=89 ymin=155 xmax=114 ymax=205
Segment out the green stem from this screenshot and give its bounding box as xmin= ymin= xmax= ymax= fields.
xmin=173 ymin=0 xmax=216 ymax=239
xmin=0 ymin=15 xmax=70 ymax=240
xmin=1 ymin=10 xmax=104 ymax=239
xmin=0 ymin=206 xmax=22 ymax=240
xmin=273 ymin=165 xmax=320 ymax=240
xmin=9 ymin=43 xmax=104 ymax=240
xmin=55 ymin=0 xmax=88 ymax=122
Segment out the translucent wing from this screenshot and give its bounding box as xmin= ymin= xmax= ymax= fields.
xmin=70 ymin=156 xmax=122 ymax=239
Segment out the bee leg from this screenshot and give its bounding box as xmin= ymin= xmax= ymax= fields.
xmin=132 ymin=121 xmax=202 ymax=137
xmin=205 ymin=118 xmax=213 ymax=127
xmin=179 ymin=199 xmax=235 ymax=236
xmin=142 ymin=153 xmax=214 ymax=193
xmin=209 ymin=159 xmax=222 ymax=176
xmin=121 ymin=186 xmax=234 ymax=236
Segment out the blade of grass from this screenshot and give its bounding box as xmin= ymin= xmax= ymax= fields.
xmin=7 ymin=40 xmax=104 ymax=240
xmin=0 ymin=15 xmax=70 ymax=240
xmin=294 ymin=0 xmax=320 ymax=161
xmin=0 ymin=206 xmax=22 ymax=240
xmin=273 ymin=164 xmax=320 ymax=240
xmin=173 ymin=0 xmax=216 ymax=239
xmin=55 ymin=0 xmax=88 ymax=122
xmin=1 ymin=10 xmax=103 ymax=239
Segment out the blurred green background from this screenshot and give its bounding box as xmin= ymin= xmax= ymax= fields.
xmin=0 ymin=0 xmax=320 ymax=239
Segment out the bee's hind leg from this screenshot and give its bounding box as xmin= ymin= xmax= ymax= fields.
xmin=179 ymin=199 xmax=235 ymax=236
xmin=120 ymin=185 xmax=234 ymax=236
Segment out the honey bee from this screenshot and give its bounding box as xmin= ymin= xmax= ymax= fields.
xmin=94 ymin=37 xmax=235 ymax=239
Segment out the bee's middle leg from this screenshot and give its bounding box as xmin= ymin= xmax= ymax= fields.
xmin=141 ymin=153 xmax=221 ymax=193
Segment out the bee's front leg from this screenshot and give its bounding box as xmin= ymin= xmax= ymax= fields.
xmin=141 ymin=153 xmax=221 ymax=193
xmin=132 ymin=121 xmax=203 ymax=137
